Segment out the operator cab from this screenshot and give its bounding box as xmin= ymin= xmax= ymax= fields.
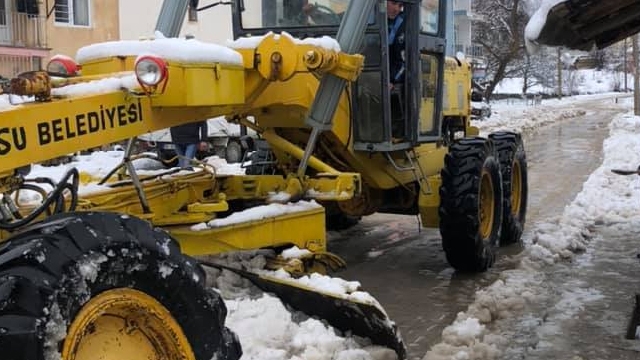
xmin=231 ymin=0 xmax=446 ymax=152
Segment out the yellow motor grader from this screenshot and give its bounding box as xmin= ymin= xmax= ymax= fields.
xmin=0 ymin=1 xmax=529 ymax=359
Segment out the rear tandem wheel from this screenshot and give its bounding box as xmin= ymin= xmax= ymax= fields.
xmin=0 ymin=212 xmax=241 ymax=360
xmin=489 ymin=131 xmax=528 ymax=246
xmin=439 ymin=137 xmax=503 ymax=272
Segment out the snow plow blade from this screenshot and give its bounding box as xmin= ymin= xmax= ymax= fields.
xmin=200 ymin=260 xmax=407 ymax=359
xmin=530 ymin=0 xmax=640 ymax=50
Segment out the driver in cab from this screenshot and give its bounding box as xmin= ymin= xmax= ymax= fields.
xmin=300 ymin=0 xmax=345 ymax=25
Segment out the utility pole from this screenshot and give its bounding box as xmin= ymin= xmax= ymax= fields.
xmin=557 ymin=47 xmax=562 ymax=100
xmin=634 ymin=35 xmax=639 ymax=115
xmin=624 ymin=37 xmax=628 ymax=92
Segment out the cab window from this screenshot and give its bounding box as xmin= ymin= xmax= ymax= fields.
xmin=420 ymin=0 xmax=438 ymax=34
xmin=240 ymin=0 xmax=349 ymax=28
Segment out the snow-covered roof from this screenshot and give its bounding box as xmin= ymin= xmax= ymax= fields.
xmin=526 ymin=0 xmax=640 ymax=52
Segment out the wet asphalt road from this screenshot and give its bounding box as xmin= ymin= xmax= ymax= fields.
xmin=327 ymin=97 xmax=630 ymax=360
xmin=508 ymin=222 xmax=640 ymax=360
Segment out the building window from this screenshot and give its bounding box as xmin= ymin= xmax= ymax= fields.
xmin=0 ymin=1 xmax=6 ymax=26
xmin=16 ymin=0 xmax=39 ymax=16
xmin=55 ymin=0 xmax=90 ymax=26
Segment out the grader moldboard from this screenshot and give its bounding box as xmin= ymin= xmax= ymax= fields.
xmin=0 ymin=0 xmax=528 ymax=359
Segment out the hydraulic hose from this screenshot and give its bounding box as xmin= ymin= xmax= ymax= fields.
xmin=0 ymin=168 xmax=79 ymax=231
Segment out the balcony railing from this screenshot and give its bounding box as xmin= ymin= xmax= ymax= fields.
xmin=455 ymin=44 xmax=484 ymax=58
xmin=0 ymin=11 xmax=47 ymax=48
xmin=0 ymin=54 xmax=41 ymax=77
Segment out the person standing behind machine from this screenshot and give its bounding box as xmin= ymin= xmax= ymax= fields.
xmin=387 ymin=0 xmax=405 ymax=90
xmin=170 ymin=120 xmax=208 ymax=169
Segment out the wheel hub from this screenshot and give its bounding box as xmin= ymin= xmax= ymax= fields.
xmin=511 ymin=160 xmax=523 ymax=216
xmin=62 ymin=288 xmax=194 ymax=360
xmin=479 ymin=169 xmax=495 ymax=239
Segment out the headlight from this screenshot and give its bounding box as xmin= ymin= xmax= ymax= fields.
xmin=134 ymin=55 xmax=168 ymax=87
xmin=46 ymin=55 xmax=79 ymax=76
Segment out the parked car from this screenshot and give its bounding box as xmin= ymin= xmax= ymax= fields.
xmin=137 ymin=117 xmax=255 ymax=166
xmin=471 ymin=80 xmax=492 ymax=121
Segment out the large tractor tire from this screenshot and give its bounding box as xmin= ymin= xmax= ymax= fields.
xmin=158 ymin=148 xmax=179 ymax=168
xmin=225 ymin=140 xmax=243 ymax=164
xmin=0 ymin=212 xmax=241 ymax=360
xmin=213 ymin=145 xmax=228 ymax=159
xmin=324 ymin=203 xmax=362 ymax=231
xmin=489 ymin=131 xmax=528 ymax=246
xmin=439 ymin=137 xmax=503 ymax=272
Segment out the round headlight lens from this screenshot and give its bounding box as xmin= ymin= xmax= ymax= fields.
xmin=135 ymin=56 xmax=167 ymax=86
xmin=46 ymin=55 xmax=79 ymax=76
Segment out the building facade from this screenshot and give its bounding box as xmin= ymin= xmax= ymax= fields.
xmin=47 ymin=0 xmax=119 ymax=60
xmin=452 ymin=0 xmax=481 ymax=58
xmin=452 ymin=0 xmax=485 ymax=80
xmin=119 ymin=0 xmax=233 ymax=43
xmin=0 ymin=0 xmax=47 ymax=77
xmin=0 ymin=0 xmax=119 ymax=77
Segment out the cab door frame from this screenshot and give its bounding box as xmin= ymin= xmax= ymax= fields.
xmin=414 ymin=0 xmax=446 ymax=143
xmin=352 ymin=0 xmax=446 ymax=152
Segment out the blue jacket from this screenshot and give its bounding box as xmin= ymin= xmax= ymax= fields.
xmin=388 ymin=12 xmax=406 ymax=83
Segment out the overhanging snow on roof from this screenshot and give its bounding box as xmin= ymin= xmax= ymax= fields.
xmin=526 ymin=0 xmax=640 ymax=52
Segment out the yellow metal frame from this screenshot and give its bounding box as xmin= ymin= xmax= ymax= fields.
xmin=72 ymin=169 xmax=351 ymax=255
xmin=479 ymin=168 xmax=496 ymax=239
xmin=153 ymin=62 xmax=246 ymax=107
xmin=169 ymin=206 xmax=326 ymax=256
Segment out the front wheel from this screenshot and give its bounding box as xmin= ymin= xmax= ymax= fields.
xmin=323 ymin=202 xmax=362 ymax=231
xmin=0 ymin=212 xmax=241 ymax=360
xmin=439 ymin=137 xmax=503 ymax=272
